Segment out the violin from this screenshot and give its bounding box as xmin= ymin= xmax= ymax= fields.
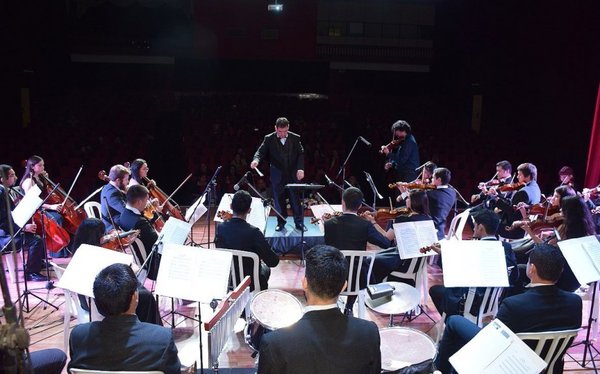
xmin=506 ymin=215 xmax=564 ymax=235
xmin=101 ymin=229 xmax=140 ymax=251
xmin=38 ymin=173 xmax=86 ymax=235
xmin=217 ymin=210 xmax=233 ymax=221
xmin=379 ymin=139 xmax=401 ymax=154
xmin=497 ymin=182 xmax=526 ymax=192
xmin=310 ymin=211 xmax=343 ymax=224
xmin=361 ymin=207 xmax=414 ymax=221
xmin=388 ymin=182 xmax=436 ymax=190
xmin=143 ymin=176 xmax=185 ymax=221
xmin=528 ymin=202 xmax=560 ymax=216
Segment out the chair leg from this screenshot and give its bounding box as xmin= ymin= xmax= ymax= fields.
xmin=358 ymin=291 xmax=365 ymax=319
xmin=4 ymin=255 xmax=17 ymax=284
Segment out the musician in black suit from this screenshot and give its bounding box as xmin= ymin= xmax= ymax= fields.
xmin=251 ymin=117 xmax=306 ymax=232
xmin=0 ymin=164 xmax=46 ymax=281
xmin=435 ymin=244 xmax=582 ymax=374
xmin=258 ymin=245 xmax=381 ymax=374
xmin=496 ymin=162 xmax=542 ymax=239
xmin=119 ymin=185 xmax=160 ymax=280
xmin=68 ymin=264 xmax=181 ymax=373
xmin=99 ymin=164 xmax=130 ymax=232
xmin=324 ymin=187 xmax=391 ymax=314
xmin=214 ymin=190 xmax=279 ymax=291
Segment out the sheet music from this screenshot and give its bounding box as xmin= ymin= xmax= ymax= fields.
xmin=309 ymin=204 xmax=342 ymax=233
xmin=185 ymin=193 xmax=207 ymax=224
xmin=11 ymin=185 xmax=43 ymax=228
xmin=56 ymin=244 xmax=133 ymax=298
xmin=441 ymin=240 xmax=509 ymax=287
xmin=450 ymin=319 xmax=546 ymax=374
xmin=214 ymin=193 xmax=270 ymax=231
xmin=155 ymin=217 xmax=193 ymax=253
xmin=558 ymin=235 xmax=600 ymax=285
xmin=155 ymin=244 xmax=232 ymax=303
xmin=392 ymin=220 xmax=437 ymax=259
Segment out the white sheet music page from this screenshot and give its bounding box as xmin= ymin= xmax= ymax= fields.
xmin=450 ymin=319 xmax=547 ymax=374
xmin=309 ymin=204 xmax=342 ymax=233
xmin=213 ymin=193 xmax=271 ymax=231
xmin=56 ymin=244 xmax=133 ymax=298
xmin=393 ymin=220 xmax=437 ymax=259
xmin=558 ymin=235 xmax=600 ymax=285
xmin=185 ymin=193 xmax=207 ymax=224
xmin=155 ymin=244 xmax=232 ymax=303
xmin=159 ymin=217 xmax=192 ymax=247
xmin=11 ymin=185 xmax=43 ymax=228
xmin=441 ymin=240 xmax=509 ymax=287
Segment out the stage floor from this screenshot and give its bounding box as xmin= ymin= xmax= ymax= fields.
xmin=264 ymin=217 xmax=324 ymax=255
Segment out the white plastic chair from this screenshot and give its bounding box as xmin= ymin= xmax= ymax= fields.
xmin=445 ymin=208 xmax=471 ymax=241
xmin=463 ymin=286 xmax=503 ymax=327
xmin=2 ymin=250 xmax=19 ymax=284
xmin=84 ymin=202 xmax=102 ymax=219
xmin=129 ymin=238 xmax=149 ymax=284
xmin=517 ymin=329 xmax=579 ymax=374
xmin=387 ymin=256 xmax=428 ymax=306
xmin=214 ymin=248 xmax=262 ymax=317
xmin=70 ymin=370 xmax=164 ymax=374
xmin=340 ymin=250 xmax=375 ymax=319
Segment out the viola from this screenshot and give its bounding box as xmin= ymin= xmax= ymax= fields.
xmin=143 ymin=176 xmax=185 ymax=221
xmin=31 ymin=211 xmax=71 ymax=253
xmin=497 ymin=182 xmax=526 ymax=192
xmin=38 ymin=173 xmax=86 ymax=235
xmin=379 ymin=139 xmax=401 ymax=154
xmin=388 ymin=182 xmax=436 ymax=190
xmin=101 ymin=229 xmax=140 ymax=251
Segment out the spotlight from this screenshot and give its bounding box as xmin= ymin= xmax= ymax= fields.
xmin=267 ymin=3 xmax=283 ymax=12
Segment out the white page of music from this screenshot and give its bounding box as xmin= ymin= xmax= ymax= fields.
xmin=558 ymin=235 xmax=600 ymax=285
xmin=213 ymin=193 xmax=270 ymax=231
xmin=310 ymin=204 xmax=342 ymax=233
xmin=441 ymin=240 xmax=509 ymax=287
xmin=185 ymin=193 xmax=207 ymax=224
xmin=450 ymin=319 xmax=546 ymax=374
xmin=11 ymin=185 xmax=43 ymax=228
xmin=155 ymin=244 xmax=232 ymax=303
xmin=393 ymin=220 xmax=438 ymax=259
xmin=156 ymin=217 xmax=192 ymax=252
xmin=56 ymin=244 xmax=133 ymax=298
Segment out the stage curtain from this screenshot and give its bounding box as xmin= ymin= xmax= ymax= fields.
xmin=585 ymin=83 xmax=600 ymax=188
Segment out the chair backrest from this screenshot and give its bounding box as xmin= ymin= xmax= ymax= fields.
xmin=70 ymin=369 xmax=164 ymax=374
xmin=387 ymin=256 xmax=428 ymax=304
xmin=214 ymin=248 xmax=262 ymax=292
xmin=204 ymin=276 xmax=252 ymax=371
xmin=463 ymin=286 xmax=503 ymax=327
xmin=445 ymin=208 xmax=471 ymax=240
xmin=340 ymin=250 xmax=375 ymax=295
xmin=84 ymin=202 xmax=102 ymax=219
xmin=517 ymin=329 xmax=579 ymax=373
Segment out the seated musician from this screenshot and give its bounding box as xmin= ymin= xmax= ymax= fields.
xmin=257 ymin=245 xmax=381 ymax=374
xmin=434 ymin=244 xmax=582 ymax=374
xmin=68 ymin=264 xmax=181 ymax=373
xmin=128 ymin=158 xmax=150 ymax=188
xmin=426 ymin=209 xmax=518 ymax=319
xmin=19 ymin=155 xmax=63 ymax=223
xmin=214 ymin=190 xmax=279 ymax=291
xmin=366 ymin=190 xmax=433 ymax=283
xmin=72 ymin=217 xmax=162 ymax=325
xmin=0 ymin=164 xmax=46 ymax=281
xmin=470 ymin=160 xmax=512 ymax=208
xmin=558 ymin=165 xmax=575 ymax=189
xmin=421 ymin=168 xmax=455 ymax=240
xmin=100 ymin=164 xmax=130 ymax=232
xmin=119 ymin=185 xmax=161 ymax=280
xmin=495 ymin=162 xmax=541 ymax=239
xmin=395 ymin=162 xmax=437 ymax=203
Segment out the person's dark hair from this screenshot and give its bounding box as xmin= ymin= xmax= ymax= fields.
xmin=528 ymin=244 xmax=564 ymax=282
xmin=305 ymin=245 xmax=347 ymax=299
xmin=130 ymin=159 xmax=147 ymax=184
xmin=517 ymin=163 xmax=537 ymax=181
xmin=275 ymin=117 xmax=289 ymax=128
xmin=73 ymin=218 xmax=106 ymax=250
xmin=126 ymin=184 xmax=149 ymax=205
xmin=391 ymin=120 xmax=411 ymax=135
xmin=472 ymin=209 xmax=500 ymax=235
xmin=424 ymin=161 xmax=437 ymax=176
xmin=108 ymin=164 xmax=130 ymax=182
xmin=433 ymin=167 xmax=451 ymax=185
xmin=342 ymin=187 xmax=363 ymax=211
xmin=93 ymin=263 xmax=138 ymax=317
xmin=20 ymin=155 xmax=43 ymax=187
xmin=496 ymin=160 xmax=512 ymax=174
xmin=558 ymin=166 xmax=574 ymax=177
xmin=0 ymin=164 xmax=12 ymax=181
xmin=554 ymin=186 xmax=576 ymax=200
xmin=231 ymin=190 xmax=252 ymax=215
xmin=408 ymin=190 xmax=430 ymax=216
xmin=561 ymin=195 xmax=596 ymax=239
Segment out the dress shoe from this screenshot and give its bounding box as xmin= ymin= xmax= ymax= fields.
xmin=275 ymin=224 xmax=285 ymax=232
xmin=26 ymin=272 xmax=48 ymax=282
xmin=295 ymin=223 xmax=308 ymax=232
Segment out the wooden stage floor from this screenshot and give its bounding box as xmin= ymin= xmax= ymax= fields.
xmin=1 ymin=213 xmax=599 ymax=373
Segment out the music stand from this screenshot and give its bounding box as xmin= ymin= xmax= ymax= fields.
xmin=196 ymin=166 xmax=222 ymax=248
xmin=285 ymin=183 xmax=324 ymax=263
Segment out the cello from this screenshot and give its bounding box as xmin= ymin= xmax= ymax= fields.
xmin=38 ymin=171 xmax=86 ymax=235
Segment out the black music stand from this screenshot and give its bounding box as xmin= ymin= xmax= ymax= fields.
xmin=285 ymin=183 xmax=324 ymax=263
xmin=566 ymin=281 xmax=600 ymax=372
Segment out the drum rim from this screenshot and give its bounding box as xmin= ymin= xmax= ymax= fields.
xmin=379 ymin=326 xmax=437 ymax=371
xmin=250 ymin=289 xmax=304 ymax=330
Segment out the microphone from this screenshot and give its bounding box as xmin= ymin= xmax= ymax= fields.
xmin=358 ymin=136 xmax=372 ymax=147
xmin=233 ymin=171 xmax=251 ymax=191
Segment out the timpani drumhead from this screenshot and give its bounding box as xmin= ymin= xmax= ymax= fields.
xmin=249 ymin=289 xmax=304 ymax=330
xmin=379 ymin=327 xmax=437 ymax=372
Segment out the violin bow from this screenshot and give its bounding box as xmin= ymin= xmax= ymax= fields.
xmin=75 ymin=186 xmax=103 ymax=210
xmin=315 ymin=191 xmax=338 ymax=214
xmin=160 ymin=173 xmax=192 ymax=209
xmin=62 ymin=165 xmax=83 ymax=206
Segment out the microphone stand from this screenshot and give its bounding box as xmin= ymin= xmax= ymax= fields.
xmin=325 ymin=174 xmax=375 ymax=212
xmin=244 ymin=180 xmax=286 ymax=234
xmin=364 ymin=171 xmax=383 ymax=209
xmin=199 ymin=166 xmax=222 ymax=248
xmin=336 ymin=137 xmax=361 ymax=202
xmin=449 ymin=184 xmax=470 ymax=215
